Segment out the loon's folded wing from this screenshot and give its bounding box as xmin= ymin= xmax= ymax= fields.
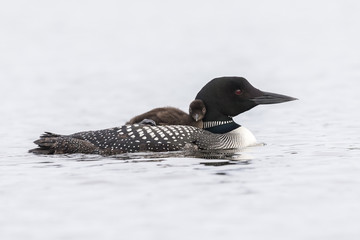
xmin=29 ymin=125 xmax=201 ymax=155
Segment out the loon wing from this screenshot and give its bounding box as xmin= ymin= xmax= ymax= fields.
xmin=29 ymin=125 xmax=202 ymax=155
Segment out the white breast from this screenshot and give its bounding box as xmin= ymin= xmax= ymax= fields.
xmin=227 ymin=126 xmax=257 ymax=148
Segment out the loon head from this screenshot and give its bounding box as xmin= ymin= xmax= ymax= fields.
xmin=189 ymin=99 xmax=206 ymax=122
xmin=195 ymin=76 xmax=297 ymax=122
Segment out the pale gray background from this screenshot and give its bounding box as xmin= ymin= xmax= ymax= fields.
xmin=1 ymin=0 xmax=359 ymax=240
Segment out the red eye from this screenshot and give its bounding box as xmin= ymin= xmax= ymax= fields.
xmin=235 ymin=89 xmax=242 ymax=95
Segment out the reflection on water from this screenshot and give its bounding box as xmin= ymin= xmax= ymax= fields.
xmin=44 ymin=148 xmax=255 ymax=162
xmin=27 ymin=149 xmax=254 ymax=169
xmin=111 ymin=149 xmax=254 ymax=166
xmin=187 ymin=148 xmax=254 ymax=160
xmin=199 ymin=161 xmax=238 ymax=167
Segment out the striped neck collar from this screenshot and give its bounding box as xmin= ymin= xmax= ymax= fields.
xmin=203 ymin=120 xmax=241 ymax=134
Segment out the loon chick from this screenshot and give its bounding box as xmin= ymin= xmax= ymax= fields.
xmin=127 ymin=99 xmax=206 ymax=128
xmin=29 ymin=77 xmax=297 ymax=155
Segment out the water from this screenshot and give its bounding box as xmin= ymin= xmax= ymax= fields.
xmin=1 ymin=0 xmax=360 ymax=239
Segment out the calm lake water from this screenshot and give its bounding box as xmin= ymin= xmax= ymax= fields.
xmin=1 ymin=1 xmax=360 ymax=240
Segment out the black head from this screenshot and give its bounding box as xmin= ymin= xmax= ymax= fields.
xmin=189 ymin=99 xmax=206 ymax=122
xmin=195 ymin=77 xmax=297 ymax=121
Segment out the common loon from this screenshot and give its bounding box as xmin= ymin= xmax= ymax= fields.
xmin=127 ymin=99 xmax=206 ymax=128
xmin=29 ymin=77 xmax=297 ymax=155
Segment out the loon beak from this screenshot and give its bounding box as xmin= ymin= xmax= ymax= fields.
xmin=193 ymin=113 xmax=200 ymax=122
xmin=251 ymin=91 xmax=298 ymax=105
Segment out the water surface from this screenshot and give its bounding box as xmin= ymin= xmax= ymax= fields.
xmin=1 ymin=1 xmax=360 ymax=239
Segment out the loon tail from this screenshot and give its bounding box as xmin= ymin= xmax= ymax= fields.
xmin=29 ymin=131 xmax=101 ymax=155
xmin=29 ymin=132 xmax=62 ymax=154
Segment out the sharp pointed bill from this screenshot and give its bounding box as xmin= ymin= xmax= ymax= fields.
xmin=193 ymin=113 xmax=200 ymax=122
xmin=251 ymin=91 xmax=298 ymax=105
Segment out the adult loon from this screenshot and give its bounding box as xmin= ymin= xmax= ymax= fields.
xmin=127 ymin=99 xmax=206 ymax=128
xmin=29 ymin=77 xmax=297 ymax=155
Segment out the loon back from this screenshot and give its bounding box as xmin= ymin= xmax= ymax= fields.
xmin=29 ymin=124 xmax=256 ymax=155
